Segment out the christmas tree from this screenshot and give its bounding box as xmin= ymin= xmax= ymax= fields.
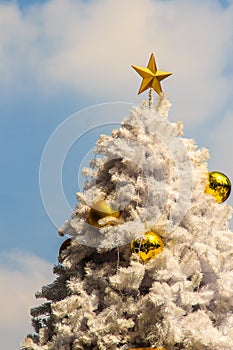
xmin=22 ymin=54 xmax=233 ymax=350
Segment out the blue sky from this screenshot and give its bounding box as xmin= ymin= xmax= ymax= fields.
xmin=0 ymin=0 xmax=233 ymax=348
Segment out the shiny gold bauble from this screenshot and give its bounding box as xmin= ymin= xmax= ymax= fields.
xmin=87 ymin=200 xmax=120 ymax=227
xmin=205 ymin=171 xmax=231 ymax=203
xmin=130 ymin=231 xmax=164 ymax=263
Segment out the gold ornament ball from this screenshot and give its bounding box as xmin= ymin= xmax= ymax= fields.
xmin=130 ymin=231 xmax=164 ymax=263
xmin=87 ymin=200 xmax=120 ymax=227
xmin=205 ymin=171 xmax=231 ymax=203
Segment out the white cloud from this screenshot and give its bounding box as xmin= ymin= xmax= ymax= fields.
xmin=0 ymin=0 xmax=233 ymax=126
xmin=209 ymin=110 xmax=233 ymax=170
xmin=0 ymin=251 xmax=53 ymax=349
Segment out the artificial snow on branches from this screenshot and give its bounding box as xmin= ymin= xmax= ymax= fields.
xmin=22 ymin=94 xmax=233 ymax=350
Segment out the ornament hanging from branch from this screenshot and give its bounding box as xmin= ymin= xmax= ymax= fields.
xmin=130 ymin=231 xmax=164 ymax=263
xmin=205 ymin=171 xmax=231 ymax=203
xmin=58 ymin=238 xmax=72 ymax=262
xmin=87 ymin=199 xmax=120 ymax=227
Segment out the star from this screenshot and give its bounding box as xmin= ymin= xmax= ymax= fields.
xmin=132 ymin=53 xmax=172 ymax=95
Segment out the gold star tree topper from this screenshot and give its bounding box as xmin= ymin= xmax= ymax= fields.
xmin=132 ymin=53 xmax=172 ymax=95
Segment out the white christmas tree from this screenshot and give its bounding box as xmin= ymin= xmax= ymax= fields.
xmin=22 ymin=54 xmax=233 ymax=350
